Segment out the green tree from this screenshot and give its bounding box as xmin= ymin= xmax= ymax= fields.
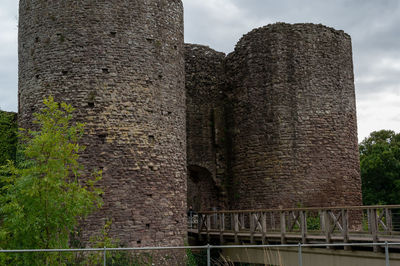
xmin=359 ymin=130 xmax=400 ymax=205
xmin=0 ymin=110 xmax=17 ymax=165
xmin=0 ymin=97 xmax=103 ymax=265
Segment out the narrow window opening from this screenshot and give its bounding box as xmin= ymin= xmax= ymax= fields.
xmin=36 ymin=74 xmax=40 ymax=79
xmin=137 ymin=240 xmax=141 ymax=244
xmin=102 ymin=68 xmax=109 ymax=74
xmin=62 ymin=70 xmax=68 ymax=75
xmin=98 ymin=134 xmax=107 ymax=144
xmin=88 ymin=102 xmax=95 ymax=108
xmin=110 ymin=31 xmax=116 ymax=37
xmin=146 ymin=224 xmax=150 ymax=229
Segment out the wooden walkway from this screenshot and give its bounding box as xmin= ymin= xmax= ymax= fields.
xmin=188 ymin=205 xmax=400 ymax=251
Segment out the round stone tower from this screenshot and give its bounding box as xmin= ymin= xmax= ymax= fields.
xmin=225 ymin=23 xmax=362 ymax=209
xmin=18 ymin=0 xmax=186 ymax=246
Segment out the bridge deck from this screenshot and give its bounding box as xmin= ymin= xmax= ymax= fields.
xmin=189 ymin=228 xmax=400 ymax=244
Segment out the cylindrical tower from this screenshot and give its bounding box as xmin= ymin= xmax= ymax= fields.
xmin=19 ymin=0 xmax=186 ymax=246
xmin=225 ymin=23 xmax=362 ymax=209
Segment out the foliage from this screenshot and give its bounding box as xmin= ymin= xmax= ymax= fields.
xmin=0 ymin=96 xmax=103 ymax=265
xmin=82 ymin=219 xmax=128 ymax=265
xmin=359 ymin=130 xmax=400 ymax=205
xmin=0 ymin=110 xmax=17 ymax=165
xmin=186 ymin=247 xmax=198 ymax=266
xmin=306 ymin=214 xmax=320 ymax=231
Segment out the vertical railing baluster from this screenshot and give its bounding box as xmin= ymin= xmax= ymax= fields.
xmin=367 ymin=209 xmax=372 ymax=233
xmin=341 ymin=209 xmax=349 ymax=250
xmin=219 ymin=213 xmax=225 ymax=244
xmin=198 ymin=214 xmax=203 ymax=241
xmin=300 ymin=210 xmax=307 ymax=243
xmin=322 ymin=210 xmax=331 ymax=246
xmin=298 ymin=243 xmax=303 ymax=266
xmin=207 ymin=244 xmax=211 ymax=266
xmin=206 ymin=214 xmax=211 ymax=242
xmin=271 ymin=212 xmax=275 ymax=231
xmin=370 ymin=208 xmax=379 ymax=252
xmin=385 ymin=241 xmax=390 ymax=266
xmin=386 ymin=208 xmax=392 ymax=234
xmin=250 ymin=212 xmax=255 ymax=243
xmin=103 ymin=246 xmax=106 ymax=266
xmin=262 ymin=212 xmax=267 ymax=244
xmin=280 ymin=211 xmax=286 ymax=244
xmin=234 ymin=213 xmax=239 ymax=243
xmin=230 ymin=213 xmax=234 ymax=231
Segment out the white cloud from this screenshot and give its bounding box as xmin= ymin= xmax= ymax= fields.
xmin=357 ymin=91 xmax=400 ymax=141
xmin=0 ymin=0 xmax=18 ymax=112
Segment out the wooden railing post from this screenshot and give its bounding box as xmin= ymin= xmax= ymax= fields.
xmin=300 ymin=210 xmax=307 ymax=243
xmin=212 ymin=212 xmax=216 ymax=229
xmin=206 ymin=214 xmax=211 ymax=242
xmin=262 ymin=212 xmax=267 ymax=244
xmin=367 ymin=209 xmax=372 ymax=233
xmin=386 ymin=208 xmax=392 ymax=234
xmin=250 ymin=212 xmax=255 ymax=244
xmin=370 ymin=209 xmax=379 ymax=252
xmin=240 ymin=213 xmax=245 ymax=230
xmin=230 ymin=213 xmax=234 ymax=231
xmin=271 ymin=213 xmax=275 ymax=231
xmin=219 ymin=213 xmax=225 ymax=244
xmin=342 ymin=209 xmax=350 ymax=250
xmin=234 ymin=213 xmax=239 ymax=243
xmin=280 ymin=211 xmax=286 ymax=244
xmin=322 ymin=210 xmax=331 ymax=246
xmin=198 ymin=214 xmax=203 ymax=241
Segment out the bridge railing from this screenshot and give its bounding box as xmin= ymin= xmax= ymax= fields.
xmin=195 ymin=205 xmax=400 ymax=246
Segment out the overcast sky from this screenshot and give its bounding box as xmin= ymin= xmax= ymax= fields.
xmin=1 ymin=0 xmax=399 ymax=141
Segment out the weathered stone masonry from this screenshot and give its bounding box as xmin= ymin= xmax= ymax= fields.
xmin=18 ymin=0 xmax=362 ymax=247
xmin=185 ymin=44 xmax=227 ymax=211
xmin=19 ymin=0 xmax=186 ymax=246
xmin=186 ymin=23 xmax=362 ymax=210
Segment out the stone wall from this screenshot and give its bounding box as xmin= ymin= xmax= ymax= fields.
xmin=19 ymin=0 xmax=186 ymax=247
xmin=225 ymin=23 xmax=362 ymax=209
xmin=184 ymin=44 xmax=227 ymax=210
xmin=186 ymin=23 xmax=362 ymax=211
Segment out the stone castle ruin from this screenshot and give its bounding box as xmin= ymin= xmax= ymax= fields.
xmin=186 ymin=23 xmax=362 ymax=212
xmin=18 ymin=0 xmax=361 ymax=247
